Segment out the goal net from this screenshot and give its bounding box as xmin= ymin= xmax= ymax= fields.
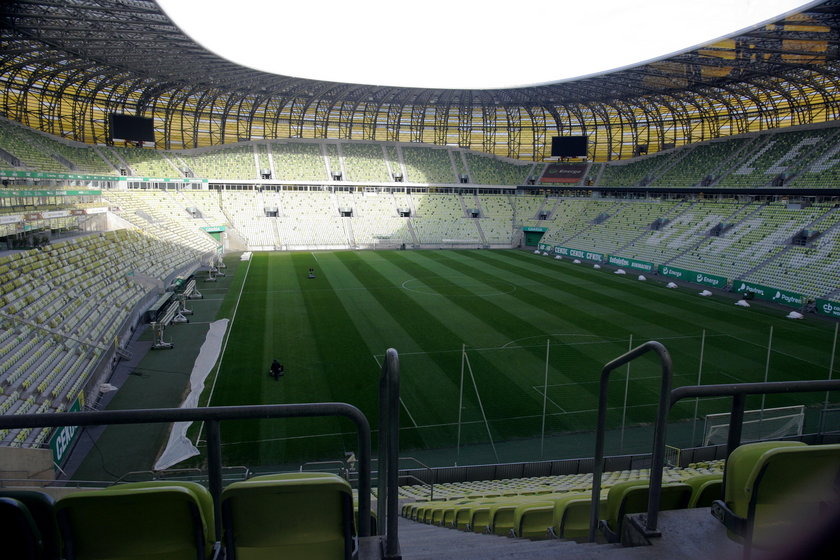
xmin=702 ymin=405 xmax=805 ymax=446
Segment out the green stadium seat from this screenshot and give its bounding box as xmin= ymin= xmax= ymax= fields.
xmin=712 ymin=441 xmax=840 ymax=552
xmin=453 ymin=498 xmax=499 ymax=531
xmin=56 ymin=482 xmax=216 ymax=560
xmin=512 ymin=500 xmax=556 ymax=539
xmin=551 ymin=491 xmax=608 ymax=540
xmin=0 ymin=496 xmax=43 ymax=560
xmin=599 ymin=479 xmax=692 ymax=543
xmin=0 ymin=490 xmax=60 ymax=559
xmin=488 ymin=498 xmax=544 ymax=536
xmin=465 ymin=498 xmax=508 ymax=533
xmin=684 ymin=472 xmax=723 ymax=508
xmin=220 ymin=472 xmax=355 ymax=560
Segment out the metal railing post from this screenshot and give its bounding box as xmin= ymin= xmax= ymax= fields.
xmin=589 ymin=340 xmax=672 ymax=542
xmin=727 ymin=393 xmax=747 ymax=458
xmin=379 ymin=348 xmax=401 ymax=559
xmin=206 ymin=419 xmax=223 ymax=539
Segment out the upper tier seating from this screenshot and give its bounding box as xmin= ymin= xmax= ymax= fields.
xmin=109 ymin=146 xmax=180 ymax=177
xmin=402 ymin=146 xmax=457 ymax=184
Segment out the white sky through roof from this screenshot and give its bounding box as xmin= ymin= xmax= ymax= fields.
xmin=157 ymin=0 xmax=817 ymax=90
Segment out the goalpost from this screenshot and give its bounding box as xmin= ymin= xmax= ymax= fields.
xmin=702 ymin=405 xmax=805 ymax=446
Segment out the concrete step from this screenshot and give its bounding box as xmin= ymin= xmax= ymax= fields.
xmin=398 ymin=517 xmax=617 ymax=560
xmin=396 ymin=508 xmax=743 ymax=560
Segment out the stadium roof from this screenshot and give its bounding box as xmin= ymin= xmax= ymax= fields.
xmin=2 ymin=0 xmax=840 ymax=160
xmin=156 ymin=1 xmax=818 ymax=90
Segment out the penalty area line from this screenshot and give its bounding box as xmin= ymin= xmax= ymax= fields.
xmin=531 ymin=386 xmax=567 ymax=413
xmin=373 ymin=353 xmax=419 ymax=428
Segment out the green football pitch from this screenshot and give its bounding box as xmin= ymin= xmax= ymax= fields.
xmin=200 ymin=249 xmax=838 ymax=468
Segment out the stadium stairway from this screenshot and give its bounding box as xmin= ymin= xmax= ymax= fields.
xmin=398 ymin=508 xmax=741 ymax=559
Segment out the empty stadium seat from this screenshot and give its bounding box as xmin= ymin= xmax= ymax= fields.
xmin=0 ymin=489 xmax=60 ymax=560
xmin=599 ymin=479 xmax=692 ymax=542
xmin=684 ymin=472 xmax=723 ymax=508
xmin=220 ymin=472 xmax=355 ymax=560
xmin=55 ymin=482 xmax=217 ymax=560
xmin=551 ymin=491 xmax=608 ymax=540
xmin=711 ymin=441 xmax=840 ymax=553
xmin=0 ymin=496 xmax=43 ymax=560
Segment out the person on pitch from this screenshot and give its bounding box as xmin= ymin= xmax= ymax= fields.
xmin=269 ymin=358 xmax=284 ymax=380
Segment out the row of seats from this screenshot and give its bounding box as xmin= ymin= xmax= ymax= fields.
xmin=594 ymin=126 xmax=840 ymax=189
xmin=96 ymin=188 xmax=840 ymax=299
xmin=0 ymin=229 xmax=212 ymax=447
xmin=400 ymin=441 xmax=840 ymax=554
xmin=5 ymin=112 xmax=840 ymax=187
xmin=401 ymin=465 xmax=722 ymax=541
xmin=403 ymin=461 xmax=722 ymax=500
xmin=0 ymin=472 xmax=358 ymax=560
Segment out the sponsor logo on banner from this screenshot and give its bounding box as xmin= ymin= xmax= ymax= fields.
xmin=42 ymin=210 xmax=70 ymax=219
xmin=660 ymin=266 xmax=682 ymax=278
xmin=737 ymin=281 xmax=803 ymax=307
xmin=555 ymin=246 xmax=604 ymax=261
xmin=49 ymin=398 xmax=81 ymax=464
xmin=540 ymin=163 xmax=588 ymax=183
xmin=658 ymin=265 xmax=726 ymax=288
xmin=816 ymin=299 xmax=840 ymax=318
xmin=608 ymin=255 xmax=654 ymax=272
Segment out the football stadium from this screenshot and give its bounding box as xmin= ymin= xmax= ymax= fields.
xmin=0 ymin=0 xmax=839 ymax=558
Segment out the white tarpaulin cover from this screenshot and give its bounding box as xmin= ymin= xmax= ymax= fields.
xmin=154 ymin=318 xmax=229 ymax=470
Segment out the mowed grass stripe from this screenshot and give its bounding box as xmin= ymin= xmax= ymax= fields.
xmin=471 ymin=251 xmax=835 ymax=381
xmin=401 ymin=251 xmax=684 ymax=419
xmin=332 ymin=251 xmax=523 ymax=448
xmin=400 ymin=250 xmax=834 ymax=424
xmin=212 ymin=253 xmax=374 ymax=464
xmin=495 ymin=250 xmax=836 ymax=359
xmin=373 ymin=251 xmax=637 ymax=436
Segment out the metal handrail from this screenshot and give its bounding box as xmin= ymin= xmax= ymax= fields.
xmin=633 ymin=379 xmax=840 ymax=543
xmin=377 ymin=348 xmax=401 ymax=559
xmin=589 ymin=340 xmax=673 ymax=542
xmin=398 ymin=473 xmax=432 ymax=496
xmin=0 ymin=402 xmax=373 ymax=540
xmin=299 ymin=460 xmax=345 ymax=474
xmin=398 ymin=456 xmax=435 ymax=501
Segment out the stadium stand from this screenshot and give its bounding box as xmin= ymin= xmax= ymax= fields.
xmin=1 ymin=3 xmax=840 ymax=558
xmin=269 ymin=142 xmax=329 ymax=182
xmin=402 ymin=146 xmax=458 ymax=184
xmin=342 ymin=143 xmax=392 ymax=183
xmin=0 ymin=227 xmax=212 ymax=447
xmin=108 ymin=145 xmax=181 ymax=178
xmin=464 ymin=153 xmax=531 ymax=186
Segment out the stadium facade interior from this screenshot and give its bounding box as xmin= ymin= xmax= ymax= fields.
xmin=0 ymin=1 xmax=839 ymax=558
